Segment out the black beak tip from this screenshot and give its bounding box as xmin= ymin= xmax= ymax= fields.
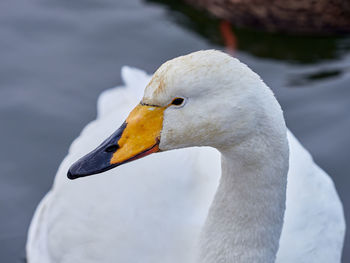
xmin=66 ymin=158 xmax=90 ymax=180
xmin=66 ymin=150 xmax=117 ymax=180
xmin=66 ymin=159 xmax=96 ymax=180
xmin=66 ymin=122 xmax=127 ymax=180
xmin=67 ymin=169 xmax=77 ymax=180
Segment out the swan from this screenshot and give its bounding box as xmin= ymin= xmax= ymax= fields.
xmin=183 ymin=0 xmax=350 ymax=34
xmin=27 ymin=50 xmax=345 ymax=263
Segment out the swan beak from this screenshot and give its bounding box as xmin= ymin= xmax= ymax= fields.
xmin=67 ymin=104 xmax=165 ymax=179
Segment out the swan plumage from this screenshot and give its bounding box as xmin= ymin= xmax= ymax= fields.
xmin=27 ymin=53 xmax=345 ymax=262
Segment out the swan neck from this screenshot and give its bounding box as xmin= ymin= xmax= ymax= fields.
xmin=198 ymin=137 xmax=288 ymax=263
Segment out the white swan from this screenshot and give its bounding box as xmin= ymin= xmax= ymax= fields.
xmin=27 ymin=50 xmax=345 ymax=263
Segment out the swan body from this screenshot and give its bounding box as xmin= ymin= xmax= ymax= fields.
xmin=27 ymin=51 xmax=345 ymax=263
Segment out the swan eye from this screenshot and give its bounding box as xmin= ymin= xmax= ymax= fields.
xmin=171 ymin=97 xmax=185 ymax=106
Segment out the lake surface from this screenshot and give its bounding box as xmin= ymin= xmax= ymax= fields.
xmin=0 ymin=0 xmax=349 ymax=261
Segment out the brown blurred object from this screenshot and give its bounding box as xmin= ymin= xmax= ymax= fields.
xmin=220 ymin=21 xmax=237 ymax=55
xmin=185 ymin=0 xmax=350 ymax=35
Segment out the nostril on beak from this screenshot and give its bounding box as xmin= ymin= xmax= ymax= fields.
xmin=105 ymin=144 xmax=119 ymax=153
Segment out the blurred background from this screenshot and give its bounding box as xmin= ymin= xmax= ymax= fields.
xmin=0 ymin=0 xmax=349 ymax=262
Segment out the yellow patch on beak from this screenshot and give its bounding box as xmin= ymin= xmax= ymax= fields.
xmin=110 ymin=104 xmax=165 ymax=164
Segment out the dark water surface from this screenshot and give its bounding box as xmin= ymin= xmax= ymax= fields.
xmin=1 ymin=0 xmax=349 ymax=261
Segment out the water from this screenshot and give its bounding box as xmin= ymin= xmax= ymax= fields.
xmin=0 ymin=0 xmax=349 ymax=261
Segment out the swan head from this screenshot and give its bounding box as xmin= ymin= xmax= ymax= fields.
xmin=68 ymin=50 xmax=286 ymax=179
